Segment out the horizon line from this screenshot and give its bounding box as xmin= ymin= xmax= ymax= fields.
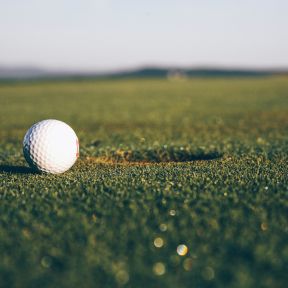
xmin=1 ymin=63 xmax=288 ymax=74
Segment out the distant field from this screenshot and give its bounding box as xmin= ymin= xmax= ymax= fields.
xmin=0 ymin=77 xmax=287 ymax=287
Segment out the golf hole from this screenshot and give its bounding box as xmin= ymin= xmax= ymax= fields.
xmin=86 ymin=147 xmax=223 ymax=164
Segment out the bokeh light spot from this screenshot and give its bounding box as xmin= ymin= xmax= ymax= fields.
xmin=202 ymin=266 xmax=215 ymax=281
xmin=154 ymin=237 xmax=164 ymax=248
xmin=177 ymin=244 xmax=188 ymax=256
xmin=183 ymin=258 xmax=193 ymax=271
xmin=169 ymin=209 xmax=176 ymax=216
xmin=153 ymin=262 xmax=166 ymax=276
xmin=159 ymin=223 xmax=167 ymax=232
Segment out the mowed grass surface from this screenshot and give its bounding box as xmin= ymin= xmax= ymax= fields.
xmin=0 ymin=77 xmax=287 ymax=288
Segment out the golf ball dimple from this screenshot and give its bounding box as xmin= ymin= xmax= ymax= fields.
xmin=23 ymin=119 xmax=79 ymax=174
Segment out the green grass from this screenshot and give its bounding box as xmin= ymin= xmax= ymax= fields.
xmin=0 ymin=77 xmax=287 ymax=288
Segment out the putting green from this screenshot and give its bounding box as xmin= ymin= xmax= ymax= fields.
xmin=0 ymin=77 xmax=287 ymax=287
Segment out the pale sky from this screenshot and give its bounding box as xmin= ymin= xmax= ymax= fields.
xmin=0 ymin=0 xmax=287 ymax=71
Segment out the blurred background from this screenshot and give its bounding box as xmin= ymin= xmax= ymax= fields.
xmin=0 ymin=0 xmax=288 ymax=78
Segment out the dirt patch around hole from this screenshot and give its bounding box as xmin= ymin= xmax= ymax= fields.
xmin=83 ymin=149 xmax=223 ymax=165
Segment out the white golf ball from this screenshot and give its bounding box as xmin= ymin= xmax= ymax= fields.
xmin=23 ymin=119 xmax=79 ymax=174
